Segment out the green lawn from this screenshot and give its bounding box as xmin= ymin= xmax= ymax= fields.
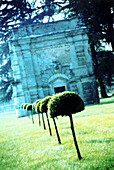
xmin=0 ymin=97 xmax=114 ymax=170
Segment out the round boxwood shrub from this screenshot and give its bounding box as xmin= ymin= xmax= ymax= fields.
xmin=26 ymin=104 xmax=34 ymax=124
xmin=26 ymin=104 xmax=32 ymax=111
xmin=23 ymin=103 xmax=29 ymax=110
xmin=40 ymin=96 xmax=52 ymax=136
xmin=48 ymin=91 xmax=84 ymax=159
xmin=32 ymin=99 xmax=41 ymax=126
xmin=40 ymin=96 xmax=52 ymax=113
xmin=20 ymin=103 xmax=25 ymax=109
xmin=48 ymin=91 xmax=84 ymax=118
xmin=32 ymin=99 xmax=40 ymax=111
xmin=35 ymin=99 xmax=46 ymax=130
xmin=35 ymin=100 xmax=42 ymax=113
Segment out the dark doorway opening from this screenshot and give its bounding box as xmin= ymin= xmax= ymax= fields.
xmin=54 ymin=86 xmax=65 ymax=93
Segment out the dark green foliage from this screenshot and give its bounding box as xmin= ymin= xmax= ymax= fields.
xmin=35 ymin=99 xmax=46 ymax=130
xmin=61 ymin=0 xmax=113 ymax=97
xmin=40 ymin=96 xmax=52 ymax=136
xmin=32 ymin=99 xmax=41 ymax=126
xmin=26 ymin=104 xmax=32 ymax=111
xmin=0 ymin=43 xmax=20 ymax=102
xmin=35 ymin=100 xmax=42 ymax=113
xmin=0 ymin=0 xmax=56 ymax=101
xmin=48 ymin=91 xmax=84 ymax=118
xmin=32 ymin=99 xmax=40 ymax=110
xmin=20 ymin=103 xmax=25 ymax=109
xmin=40 ymin=96 xmax=52 ymax=113
xmin=23 ymin=103 xmax=29 ymax=110
xmin=26 ymin=104 xmax=34 ymax=124
xmin=96 ymin=51 xmax=114 ymax=87
xmin=0 ymin=0 xmax=56 ymax=41
xmin=20 ymin=103 xmax=34 ymax=123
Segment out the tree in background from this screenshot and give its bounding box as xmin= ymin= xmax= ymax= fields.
xmin=0 ymin=0 xmax=56 ymax=101
xmin=0 ymin=0 xmax=113 ymax=100
xmin=57 ymin=0 xmax=114 ymax=97
xmin=0 ymin=0 xmax=57 ymax=42
xmin=0 ymin=0 xmax=32 ymax=101
xmin=39 ymin=0 xmax=114 ymax=97
xmin=0 ymin=43 xmax=14 ymax=102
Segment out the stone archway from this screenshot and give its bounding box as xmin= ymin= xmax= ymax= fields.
xmin=48 ymin=73 xmax=69 ymax=95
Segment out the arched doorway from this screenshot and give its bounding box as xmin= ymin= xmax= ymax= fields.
xmin=54 ymin=86 xmax=65 ymax=93
xmin=48 ymin=74 xmax=69 ymax=95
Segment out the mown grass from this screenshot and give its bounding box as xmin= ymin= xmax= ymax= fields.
xmin=0 ymin=97 xmax=114 ymax=170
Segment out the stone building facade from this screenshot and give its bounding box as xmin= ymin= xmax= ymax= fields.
xmin=9 ymin=18 xmax=99 ymax=117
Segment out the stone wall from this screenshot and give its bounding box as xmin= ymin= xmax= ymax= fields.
xmin=9 ymin=18 xmax=99 ymax=117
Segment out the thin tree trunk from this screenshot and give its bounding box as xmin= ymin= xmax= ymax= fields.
xmin=31 ymin=110 xmax=34 ymax=124
xmin=42 ymin=113 xmax=46 ymax=130
xmin=90 ymin=44 xmax=108 ymax=98
xmin=69 ymin=114 xmax=82 ymax=160
xmin=46 ymin=112 xmax=52 ymax=136
xmin=98 ymin=77 xmax=108 ymax=98
xmin=38 ymin=113 xmax=41 ymax=126
xmin=52 ymin=117 xmax=61 ymax=144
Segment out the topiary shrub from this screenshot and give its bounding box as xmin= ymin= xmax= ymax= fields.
xmin=32 ymin=99 xmax=41 ymax=126
xmin=40 ymin=96 xmax=61 ymax=143
xmin=20 ymin=103 xmax=25 ymax=109
xmin=26 ymin=104 xmax=32 ymax=111
xmin=39 ymin=96 xmax=52 ymax=113
xmin=39 ymin=96 xmax=52 ymax=136
xmin=35 ymin=100 xmax=41 ymax=113
xmin=48 ymin=91 xmax=84 ymax=160
xmin=32 ymin=99 xmax=40 ymax=111
xmin=23 ymin=103 xmax=29 ymax=110
xmin=48 ymin=91 xmax=84 ymax=118
xmin=26 ymin=104 xmax=34 ymax=124
xmin=20 ymin=103 xmax=32 ymax=119
xmin=35 ymin=99 xmax=46 ymax=130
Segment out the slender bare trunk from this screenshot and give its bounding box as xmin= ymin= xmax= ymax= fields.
xmin=42 ymin=113 xmax=46 ymax=130
xmin=53 ymin=117 xmax=61 ymax=144
xmin=31 ymin=110 xmax=34 ymax=124
xmin=69 ymin=114 xmax=82 ymax=160
xmin=46 ymin=112 xmax=52 ymax=136
xmin=38 ymin=113 xmax=41 ymax=126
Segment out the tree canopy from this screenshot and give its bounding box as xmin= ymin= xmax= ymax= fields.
xmin=0 ymin=0 xmax=56 ymax=101
xmin=0 ymin=0 xmax=113 ymax=101
xmin=55 ymin=0 xmax=114 ymax=97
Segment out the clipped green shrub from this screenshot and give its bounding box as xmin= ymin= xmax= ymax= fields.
xmin=26 ymin=104 xmax=34 ymax=124
xmin=48 ymin=91 xmax=84 ymax=118
xmin=48 ymin=91 xmax=84 ymax=160
xmin=35 ymin=99 xmax=46 ymax=130
xmin=40 ymin=96 xmax=52 ymax=113
xmin=40 ymin=96 xmax=52 ymax=136
xmin=20 ymin=103 xmax=25 ymax=109
xmin=26 ymin=104 xmax=32 ymax=111
xmin=23 ymin=103 xmax=29 ymax=110
xmin=35 ymin=100 xmax=42 ymax=113
xmin=32 ymin=99 xmax=40 ymax=111
xmin=32 ymin=99 xmax=41 ymax=126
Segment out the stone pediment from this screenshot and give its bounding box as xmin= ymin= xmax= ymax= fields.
xmin=48 ymin=74 xmax=69 ymax=84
